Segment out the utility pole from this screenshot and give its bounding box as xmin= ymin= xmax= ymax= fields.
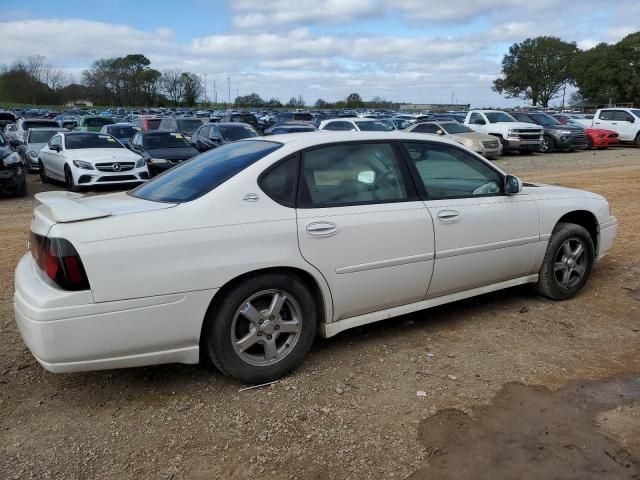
xmin=227 ymin=76 xmax=231 ymax=109
xmin=213 ymin=80 xmax=217 ymax=105
xmin=203 ymin=73 xmax=208 ymax=106
xmin=236 ymin=88 xmax=239 ymax=109
xmin=561 ymin=84 xmax=566 ymax=111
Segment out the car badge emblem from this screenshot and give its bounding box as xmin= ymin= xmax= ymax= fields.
xmin=112 ymin=163 xmax=122 ymax=172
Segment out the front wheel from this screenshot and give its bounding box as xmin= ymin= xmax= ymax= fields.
xmin=203 ymin=272 xmax=318 ymax=383
xmin=535 ymin=222 xmax=594 ymax=300
xmin=64 ymin=166 xmax=79 ymax=192
xmin=39 ymin=160 xmax=48 ymax=183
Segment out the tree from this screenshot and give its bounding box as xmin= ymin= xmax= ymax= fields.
xmin=345 ymin=92 xmax=362 ymax=108
xmin=161 ymin=69 xmax=185 ymax=106
xmin=235 ymin=93 xmax=264 ymax=107
xmin=314 ymin=98 xmax=331 ymax=108
xmin=266 ymin=97 xmax=283 ymax=108
xmin=493 ymin=36 xmax=578 ymax=107
xmin=286 ymin=95 xmax=305 ymax=108
xmin=180 ymin=72 xmax=203 ymax=106
xmin=571 ymin=43 xmax=624 ymax=105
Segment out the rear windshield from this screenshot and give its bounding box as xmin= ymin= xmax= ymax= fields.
xmin=146 ymin=118 xmax=162 ymax=129
xmin=220 ymin=125 xmax=259 ymax=141
xmin=130 ymin=140 xmax=282 ymax=203
xmin=23 ymin=120 xmax=58 ymax=130
xmin=176 ymin=119 xmax=203 ymax=134
xmin=143 ymin=133 xmax=191 ymax=149
xmin=108 ymin=126 xmax=139 ymax=138
xmin=84 ymin=117 xmax=115 ymax=127
xmin=28 ymin=130 xmax=60 ymax=143
xmin=65 ymin=133 xmax=124 ymax=149
xmin=355 ymin=121 xmax=394 ymax=131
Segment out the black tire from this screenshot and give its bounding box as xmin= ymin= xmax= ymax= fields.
xmin=12 ymin=177 xmax=27 ymax=197
xmin=39 ymin=159 xmax=48 ymax=183
xmin=64 ymin=165 xmax=79 ymax=192
xmin=540 ymin=135 xmax=554 ymax=153
xmin=535 ymin=222 xmax=595 ymax=300
xmin=587 ymin=137 xmax=593 ymax=149
xmin=635 ymin=133 xmax=640 ymax=148
xmin=203 ymin=272 xmax=318 ymax=383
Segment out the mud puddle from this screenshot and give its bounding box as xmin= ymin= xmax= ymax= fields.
xmin=409 ymin=375 xmax=640 ymax=479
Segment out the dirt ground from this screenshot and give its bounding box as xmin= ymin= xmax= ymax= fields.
xmin=1 ymin=147 xmax=639 ymax=480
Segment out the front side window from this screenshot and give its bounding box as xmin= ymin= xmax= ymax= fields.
xmin=402 ymin=142 xmax=503 ymax=200
xmin=299 ymin=143 xmax=408 ymax=207
xmin=130 ymin=140 xmax=282 ymax=203
xmin=48 ymin=135 xmax=62 ymax=149
xmin=469 ymin=112 xmax=484 ymax=124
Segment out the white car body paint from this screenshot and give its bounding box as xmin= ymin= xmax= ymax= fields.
xmin=14 ymin=131 xmax=617 ymax=373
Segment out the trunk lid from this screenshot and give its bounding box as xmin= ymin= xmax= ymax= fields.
xmin=31 ymin=191 xmax=176 ymax=235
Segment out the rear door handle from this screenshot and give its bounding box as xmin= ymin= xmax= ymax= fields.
xmin=436 ymin=209 xmax=461 ymax=223
xmin=306 ymin=221 xmax=338 ymax=237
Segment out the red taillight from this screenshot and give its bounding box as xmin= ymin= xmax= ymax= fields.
xmin=30 ymin=232 xmax=90 ymax=291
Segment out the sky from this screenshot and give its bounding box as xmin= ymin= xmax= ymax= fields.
xmin=1 ymin=0 xmax=639 ymax=107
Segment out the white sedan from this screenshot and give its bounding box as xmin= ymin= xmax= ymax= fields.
xmin=14 ymin=132 xmax=617 ymax=383
xmin=38 ymin=131 xmax=149 ymax=190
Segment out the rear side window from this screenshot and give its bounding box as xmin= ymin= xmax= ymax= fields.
xmin=259 ymin=156 xmax=298 ymax=207
xmin=299 ymin=143 xmax=409 ymax=207
xmin=130 ymin=140 xmax=282 ymax=203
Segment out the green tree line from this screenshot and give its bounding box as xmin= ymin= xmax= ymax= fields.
xmin=493 ymin=32 xmax=640 ymax=108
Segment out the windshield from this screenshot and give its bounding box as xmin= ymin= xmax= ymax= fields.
xmin=108 ymin=126 xmax=139 ymax=138
xmin=84 ymin=117 xmax=115 ymax=127
xmin=631 ymin=109 xmax=640 ymax=118
xmin=176 ymin=119 xmax=203 ymax=134
xmin=485 ymin=112 xmax=515 ymax=123
xmin=530 ymin=113 xmax=560 ymax=126
xmin=65 ymin=133 xmax=124 ymax=149
xmin=146 ymin=118 xmax=162 ymax=130
xmin=355 ymin=121 xmax=394 ymax=131
xmin=130 ymin=140 xmax=282 ymax=203
xmin=143 ymin=133 xmax=191 ymax=149
xmin=220 ymin=125 xmax=259 ymax=141
xmin=441 ymin=123 xmax=473 ymax=134
xmin=28 ymin=130 xmax=59 ymax=143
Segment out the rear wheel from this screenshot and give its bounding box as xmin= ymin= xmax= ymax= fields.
xmin=203 ymin=272 xmax=318 ymax=383
xmin=635 ymin=133 xmax=640 ymax=148
xmin=540 ymin=135 xmax=554 ymax=153
xmin=535 ymin=222 xmax=594 ymax=300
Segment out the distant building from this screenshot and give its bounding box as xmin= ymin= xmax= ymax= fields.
xmin=64 ymin=99 xmax=94 ymax=107
xmin=399 ymin=103 xmax=470 ymax=112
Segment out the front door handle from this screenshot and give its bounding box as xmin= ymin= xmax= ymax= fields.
xmin=306 ymin=221 xmax=338 ymax=237
xmin=436 ymin=209 xmax=461 ymax=223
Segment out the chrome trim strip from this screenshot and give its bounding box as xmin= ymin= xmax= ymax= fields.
xmin=540 ymin=233 xmax=552 ymax=241
xmin=436 ymin=235 xmax=540 ymax=259
xmin=335 ymin=252 xmax=434 ymax=274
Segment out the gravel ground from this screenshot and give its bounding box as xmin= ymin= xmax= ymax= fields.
xmin=1 ymin=147 xmax=639 ymax=479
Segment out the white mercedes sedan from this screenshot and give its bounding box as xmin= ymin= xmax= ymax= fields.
xmin=38 ymin=131 xmax=149 ymax=190
xmin=14 ymin=132 xmax=617 ymax=383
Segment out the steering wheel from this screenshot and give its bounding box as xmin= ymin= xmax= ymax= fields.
xmin=371 ymin=170 xmax=397 ymax=199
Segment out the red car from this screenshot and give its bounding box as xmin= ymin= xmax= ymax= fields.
xmin=585 ymin=128 xmax=619 ymax=149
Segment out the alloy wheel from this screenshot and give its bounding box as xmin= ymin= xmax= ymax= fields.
xmin=554 ymin=237 xmax=588 ymax=289
xmin=230 ymin=289 xmax=302 ymax=367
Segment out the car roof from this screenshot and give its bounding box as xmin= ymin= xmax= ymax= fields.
xmin=244 ymin=130 xmax=472 ymax=149
xmin=216 ymin=122 xmax=253 ymax=127
xmin=28 ymin=127 xmax=66 ymax=131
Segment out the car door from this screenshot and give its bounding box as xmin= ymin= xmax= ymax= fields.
xmin=468 ymin=112 xmax=488 ymax=133
xmin=41 ymin=135 xmax=63 ymax=180
xmin=400 ymin=141 xmax=540 ymax=298
xmin=296 ymin=141 xmax=435 ymax=321
xmin=593 ymin=109 xmax=617 ymax=133
xmin=612 ymin=111 xmax=636 ymax=141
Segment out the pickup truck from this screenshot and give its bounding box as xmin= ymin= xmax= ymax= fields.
xmin=572 ymin=108 xmax=640 ymax=146
xmin=464 ymin=110 xmax=542 ymax=154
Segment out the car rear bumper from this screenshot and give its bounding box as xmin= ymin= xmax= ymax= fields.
xmin=13 ymin=253 xmax=216 ymax=373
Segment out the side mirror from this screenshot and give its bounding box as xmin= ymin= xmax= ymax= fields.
xmin=504 ymin=175 xmax=522 ymax=195
xmin=209 ymin=136 xmax=221 ymax=142
xmin=50 ymin=144 xmax=61 ymax=152
xmin=474 ymin=119 xmax=486 ymax=125
xmin=629 ymin=117 xmax=635 ymax=123
xmin=9 ymin=139 xmax=20 ymax=147
xmin=436 ymin=129 xmax=445 ymax=135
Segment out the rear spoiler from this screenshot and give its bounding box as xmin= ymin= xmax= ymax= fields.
xmin=34 ymin=191 xmax=111 ymax=223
